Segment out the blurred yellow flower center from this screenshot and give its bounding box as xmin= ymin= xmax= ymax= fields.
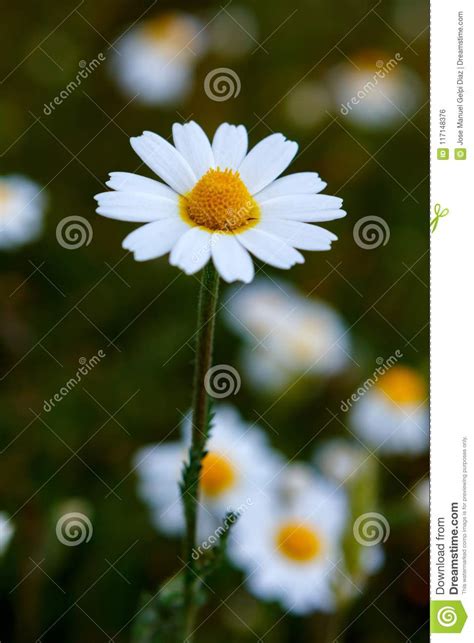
xmin=0 ymin=185 xmax=11 ymax=204
xmin=377 ymin=366 xmax=426 ymax=404
xmin=286 ymin=319 xmax=323 ymax=359
xmin=142 ymin=14 xmax=195 ymax=53
xmin=276 ymin=521 xmax=322 ymax=563
xmin=0 ymin=186 xmax=12 ymax=214
xmin=180 ymin=169 xmax=260 ymax=232
xmin=200 ymin=451 xmax=236 ymax=497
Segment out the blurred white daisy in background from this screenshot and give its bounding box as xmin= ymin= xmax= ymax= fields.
xmin=412 ymin=478 xmax=429 ymax=515
xmin=314 ymin=439 xmax=366 ymax=485
xmin=284 ymin=81 xmax=331 ymax=130
xmin=350 ymin=365 xmax=429 ymax=455
xmin=229 ymin=463 xmax=348 ymax=614
xmin=134 ymin=406 xmax=283 ymax=542
xmin=0 ymin=512 xmax=14 ymax=556
xmin=225 ymin=279 xmax=350 ymax=391
xmin=111 ymin=13 xmax=208 ymax=105
xmin=95 ymin=121 xmax=346 ymax=283
xmin=207 ymin=4 xmax=259 ymax=58
xmin=328 ymin=50 xmax=423 ymax=129
xmin=0 ymin=175 xmax=45 ymax=250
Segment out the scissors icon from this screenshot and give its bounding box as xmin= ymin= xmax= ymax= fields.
xmin=430 ymin=203 xmax=449 ymax=233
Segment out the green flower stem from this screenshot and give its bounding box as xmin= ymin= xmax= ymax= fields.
xmin=182 ymin=262 xmax=220 ymax=641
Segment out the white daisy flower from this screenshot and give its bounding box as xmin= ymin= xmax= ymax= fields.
xmin=95 ymin=122 xmax=346 ymax=283
xmin=229 ymin=463 xmax=348 ymax=614
xmin=111 ymin=13 xmax=207 ymax=105
xmin=134 ymin=406 xmax=283 ymax=542
xmin=226 ymin=279 xmax=350 ymax=389
xmin=0 ymin=175 xmax=45 ymax=250
xmin=0 ymin=512 xmax=14 ymax=556
xmin=314 ymin=439 xmax=367 ymax=485
xmin=350 ymin=366 xmax=429 ymax=455
xmin=329 ymin=50 xmax=422 ymax=128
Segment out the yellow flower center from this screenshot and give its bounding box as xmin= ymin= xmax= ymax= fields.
xmin=377 ymin=366 xmax=426 ymax=404
xmin=200 ymin=451 xmax=236 ymax=498
xmin=275 ymin=521 xmax=322 ymax=563
xmin=180 ymin=169 xmax=260 ymax=233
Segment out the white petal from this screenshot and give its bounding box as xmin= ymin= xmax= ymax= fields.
xmin=169 ymin=227 xmax=212 ymax=274
xmin=212 ymin=124 xmax=248 ymax=170
xmin=172 ymin=121 xmax=214 ymax=180
xmin=95 ymin=191 xmax=180 ymax=222
xmin=106 ymin=172 xmax=178 ymax=200
xmin=238 ymin=134 xmax=298 ymax=194
xmin=256 ymin=172 xmax=327 ymax=200
xmin=258 ymin=219 xmax=336 ymax=250
xmin=130 ymin=132 xmax=197 ymax=194
xmin=122 ymin=219 xmax=187 ymax=261
xmin=260 ymin=194 xmax=346 ymax=222
xmin=238 ymin=228 xmax=304 ymax=269
xmin=211 ymin=234 xmax=254 ymax=283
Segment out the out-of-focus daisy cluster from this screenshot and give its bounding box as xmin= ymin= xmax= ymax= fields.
xmin=109 ymin=9 xmax=424 ymax=133
xmin=135 ymin=407 xmax=384 ymax=614
xmin=134 ymin=271 xmax=428 ymax=615
xmin=110 ymin=7 xmax=258 ymax=106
